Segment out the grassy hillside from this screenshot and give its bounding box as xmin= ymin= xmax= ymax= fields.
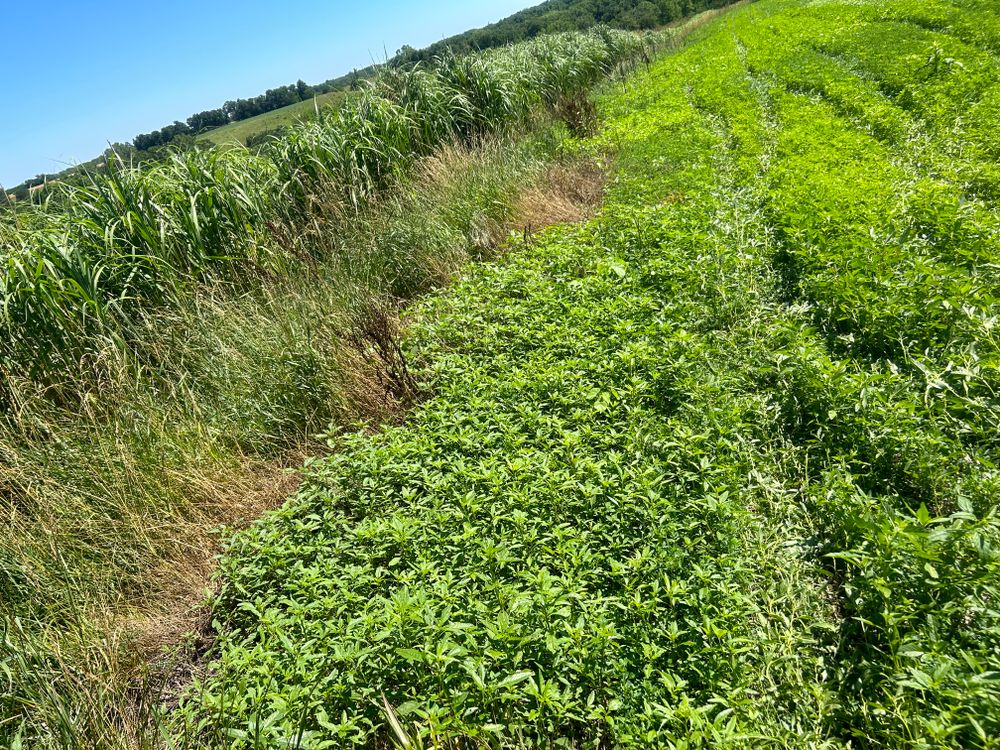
xmin=196 ymin=90 xmax=350 ymax=147
xmin=175 ymin=0 xmax=1000 ymax=748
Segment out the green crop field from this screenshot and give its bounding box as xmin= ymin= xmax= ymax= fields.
xmin=2 ymin=0 xmax=999 ymax=748
xmin=176 ymin=0 xmax=1000 ymax=747
xmin=197 ymin=90 xmax=351 ymax=146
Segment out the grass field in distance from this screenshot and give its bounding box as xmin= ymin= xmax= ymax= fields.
xmin=197 ymin=90 xmax=351 ymax=146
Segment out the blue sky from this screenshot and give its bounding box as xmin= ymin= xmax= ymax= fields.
xmin=1 ymin=1 xmax=535 ymax=187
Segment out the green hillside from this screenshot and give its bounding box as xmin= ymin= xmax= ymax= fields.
xmin=2 ymin=0 xmax=999 ymax=747
xmin=178 ymin=0 xmax=1000 ymax=747
xmin=391 ymin=0 xmax=736 ymax=64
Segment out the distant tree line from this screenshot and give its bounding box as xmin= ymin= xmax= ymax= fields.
xmin=391 ymin=0 xmax=734 ymax=65
xmin=133 ymin=80 xmax=324 ymax=151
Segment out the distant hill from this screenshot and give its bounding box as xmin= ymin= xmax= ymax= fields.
xmin=196 ymin=90 xmax=352 ymax=148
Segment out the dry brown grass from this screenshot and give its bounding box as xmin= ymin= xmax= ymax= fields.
xmin=50 ymin=457 xmax=309 ymax=747
xmin=419 ymin=140 xmax=515 ymax=255
xmin=128 ymin=458 xmax=303 ymax=659
xmin=514 ymin=157 xmax=609 ymax=235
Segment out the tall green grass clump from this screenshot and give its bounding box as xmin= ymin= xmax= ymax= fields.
xmin=0 ymin=27 xmax=653 ymax=397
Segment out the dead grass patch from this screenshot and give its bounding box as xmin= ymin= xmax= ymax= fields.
xmin=128 ymin=458 xmax=303 ymax=660
xmin=514 ymin=156 xmax=609 ymax=235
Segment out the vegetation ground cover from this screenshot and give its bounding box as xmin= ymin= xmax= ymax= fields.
xmin=0 ymin=24 xmax=664 ymax=750
xmin=178 ymin=0 xmax=1000 ymax=747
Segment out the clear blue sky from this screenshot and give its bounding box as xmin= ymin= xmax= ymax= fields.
xmin=1 ymin=1 xmax=535 ymax=187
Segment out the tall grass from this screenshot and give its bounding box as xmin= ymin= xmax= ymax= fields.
xmin=0 ymin=29 xmax=654 ymax=401
xmin=0 ymin=25 xmax=652 ymax=749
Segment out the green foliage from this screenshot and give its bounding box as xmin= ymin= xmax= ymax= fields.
xmin=0 ymin=129 xmax=572 ymax=749
xmin=5 ymin=1 xmax=1000 ymax=748
xmin=179 ymin=1 xmax=1000 ymax=747
xmin=0 ymin=24 xmax=652 ymax=748
xmin=390 ymin=0 xmax=739 ymax=65
xmin=0 ymin=28 xmax=653 ymax=399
